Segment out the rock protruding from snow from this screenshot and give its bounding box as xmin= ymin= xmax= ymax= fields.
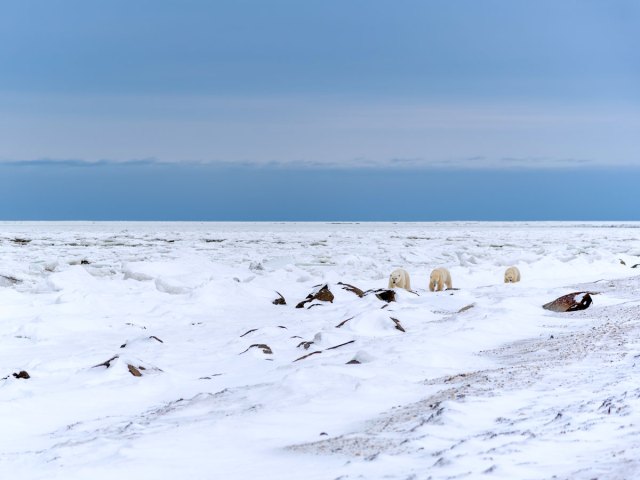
xmin=0 ymin=274 xmax=21 ymax=287
xmin=295 ymin=284 xmax=334 ymax=308
xmin=337 ymin=282 xmax=365 ymax=297
xmin=272 ymin=291 xmax=286 ymax=305
xmin=542 ymin=291 xmax=597 ymax=312
xmin=365 ymin=289 xmax=396 ymax=303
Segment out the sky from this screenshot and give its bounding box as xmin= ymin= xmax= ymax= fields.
xmin=1 ymin=0 xmax=639 ymax=220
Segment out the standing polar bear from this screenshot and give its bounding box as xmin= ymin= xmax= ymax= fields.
xmin=388 ymin=268 xmax=411 ymax=290
xmin=429 ymin=268 xmax=452 ymax=291
xmin=504 ymin=266 xmax=521 ymax=283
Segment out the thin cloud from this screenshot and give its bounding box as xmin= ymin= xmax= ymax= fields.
xmin=0 ymin=158 xmax=160 ymax=167
xmin=0 ymin=155 xmax=619 ymax=170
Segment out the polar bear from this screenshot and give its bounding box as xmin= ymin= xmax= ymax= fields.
xmin=388 ymin=268 xmax=411 ymax=290
xmin=429 ymin=268 xmax=452 ymax=292
xmin=504 ymin=266 xmax=521 ymax=283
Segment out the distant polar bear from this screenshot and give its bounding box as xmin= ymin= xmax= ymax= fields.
xmin=388 ymin=268 xmax=411 ymax=290
xmin=429 ymin=268 xmax=452 ymax=292
xmin=504 ymin=266 xmax=521 ymax=283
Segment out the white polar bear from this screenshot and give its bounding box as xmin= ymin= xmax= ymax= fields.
xmin=388 ymin=268 xmax=411 ymax=290
xmin=429 ymin=267 xmax=452 ymax=292
xmin=504 ymin=266 xmax=521 ymax=283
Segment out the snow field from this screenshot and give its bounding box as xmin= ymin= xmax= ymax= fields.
xmin=1 ymin=222 xmax=640 ymax=479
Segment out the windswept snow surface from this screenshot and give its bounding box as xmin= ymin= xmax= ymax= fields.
xmin=2 ymin=222 xmax=640 ymax=479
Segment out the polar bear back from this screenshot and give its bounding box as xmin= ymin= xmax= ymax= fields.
xmin=429 ymin=268 xmax=452 ymax=291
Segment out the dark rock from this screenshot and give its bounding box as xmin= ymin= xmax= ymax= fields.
xmin=346 ymin=359 xmax=361 ymax=365
xmin=240 ymin=328 xmax=258 ymax=338
xmin=313 ymin=285 xmax=334 ymax=302
xmin=13 ymin=370 xmax=30 ymax=379
xmin=128 ymin=365 xmax=143 ymax=377
xmin=92 ymin=355 xmax=119 ymax=368
xmin=272 ymin=291 xmax=286 ymax=305
xmin=80 ymin=259 xmax=90 ymax=265
xmin=293 ymin=351 xmax=322 ymax=362
xmin=335 ymin=316 xmax=354 ymax=328
xmin=0 ymin=275 xmax=21 ymax=287
xmin=543 ymin=292 xmax=598 ymax=312
xmin=390 ymin=317 xmax=405 ymax=332
xmin=11 ymin=238 xmax=31 ymax=244
xmin=296 ymin=284 xmax=334 ymax=308
xmin=337 ymin=282 xmax=365 ymax=297
xmin=369 ymin=289 xmax=396 ymax=303
xmin=297 ymin=341 xmax=314 ymax=350
xmin=326 ymin=340 xmax=355 ymax=350
xmin=240 ymin=344 xmax=273 ymax=355
xmin=458 ymin=304 xmax=475 ymax=313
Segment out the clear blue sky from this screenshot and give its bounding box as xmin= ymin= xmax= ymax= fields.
xmin=1 ymin=0 xmax=638 ymax=220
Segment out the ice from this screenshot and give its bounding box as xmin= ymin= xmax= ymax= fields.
xmin=1 ymin=221 xmax=640 ymax=479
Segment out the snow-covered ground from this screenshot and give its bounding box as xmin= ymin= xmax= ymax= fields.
xmin=2 ymin=222 xmax=640 ymax=479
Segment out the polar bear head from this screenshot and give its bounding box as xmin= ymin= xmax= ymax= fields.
xmin=504 ymin=266 xmax=520 ymax=283
xmin=390 ymin=271 xmax=403 ymax=286
xmin=388 ymin=268 xmax=410 ymax=290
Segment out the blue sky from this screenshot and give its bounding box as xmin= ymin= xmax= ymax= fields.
xmin=1 ymin=1 xmax=639 ymax=220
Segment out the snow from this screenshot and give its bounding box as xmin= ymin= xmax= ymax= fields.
xmin=1 ymin=221 xmax=640 ymax=479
